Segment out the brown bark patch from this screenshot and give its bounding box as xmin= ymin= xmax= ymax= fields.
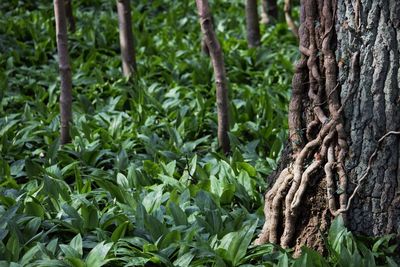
xmin=294 ymin=177 xmax=329 ymax=255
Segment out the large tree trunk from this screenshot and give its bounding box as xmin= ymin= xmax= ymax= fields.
xmin=196 ymin=0 xmax=230 ymax=154
xmin=117 ymin=0 xmax=137 ymax=77
xmin=245 ymin=0 xmax=261 ymax=47
xmin=337 ymin=0 xmax=400 ymax=238
xmin=256 ymin=0 xmax=400 ymax=253
xmin=54 ymin=0 xmax=73 ymax=145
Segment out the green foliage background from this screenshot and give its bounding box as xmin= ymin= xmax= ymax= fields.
xmin=0 ymin=0 xmax=398 ymax=266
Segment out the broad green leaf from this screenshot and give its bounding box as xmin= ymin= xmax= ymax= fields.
xmin=85 ymin=242 xmax=113 ymax=267
xmin=168 ymin=202 xmax=187 ymax=226
xmin=60 ymin=244 xmax=81 ymax=259
xmin=6 ymin=231 xmax=20 ymax=261
xmin=111 ymin=221 xmax=129 ymax=242
xmin=116 ymin=173 xmax=129 ymax=188
xmin=237 ymin=162 xmax=256 ymax=177
xmin=173 ymin=252 xmax=195 ymax=267
xmin=24 ymin=201 xmax=44 ymax=218
xmin=70 ymin=234 xmax=83 ymax=257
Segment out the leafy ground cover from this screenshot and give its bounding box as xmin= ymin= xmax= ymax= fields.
xmin=0 ymin=0 xmax=398 ymax=266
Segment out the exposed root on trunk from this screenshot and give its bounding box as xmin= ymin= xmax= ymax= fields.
xmin=255 ymin=0 xmax=352 ymax=248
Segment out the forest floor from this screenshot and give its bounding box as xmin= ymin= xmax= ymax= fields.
xmin=0 ymin=1 xmax=397 ymax=266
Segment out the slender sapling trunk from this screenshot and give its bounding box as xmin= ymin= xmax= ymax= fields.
xmin=117 ymin=0 xmax=137 ymax=77
xmin=196 ymin=0 xmax=230 ymax=154
xmin=245 ymin=0 xmax=261 ymax=47
xmin=54 ymin=0 xmax=73 ymax=144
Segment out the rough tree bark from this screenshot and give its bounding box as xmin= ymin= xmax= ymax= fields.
xmin=255 ymin=0 xmax=400 ymax=253
xmin=261 ymin=0 xmax=278 ymax=24
xmin=64 ymin=0 xmax=75 ymax=32
xmin=54 ymin=0 xmax=73 ymax=145
xmin=246 ymin=0 xmax=261 ymax=47
xmin=117 ymin=0 xmax=137 ymax=77
xmin=196 ymin=0 xmax=230 ymax=154
xmin=337 ymin=0 xmax=400 ymax=239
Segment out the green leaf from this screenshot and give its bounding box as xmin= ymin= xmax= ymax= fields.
xmin=60 ymin=244 xmax=81 ymax=259
xmin=20 ymin=245 xmax=40 ymax=266
xmin=219 ymin=220 xmax=258 ymax=265
xmin=65 ymin=257 xmax=85 ymax=267
xmin=85 ymin=242 xmax=113 ymax=267
xmin=116 ymin=173 xmax=129 ymax=188
xmin=295 ymin=246 xmax=329 ymax=267
xmin=386 ymin=256 xmax=399 ymax=267
xmin=158 ymin=230 xmax=181 ymax=250
xmin=6 ymin=231 xmax=20 ymax=261
xmin=163 ymin=160 xmax=176 ymax=176
xmin=111 ymin=221 xmax=129 ymax=242
xmin=168 ymin=202 xmax=187 ymax=226
xmin=142 ymin=186 xmax=163 ymax=213
xmin=237 ymin=162 xmax=256 ymax=177
xmin=143 ymin=160 xmax=162 ymax=177
xmin=70 ymin=234 xmax=83 ymax=257
xmin=62 ymin=204 xmax=84 ymax=232
xmin=116 ymin=149 xmax=129 ymax=170
xmin=24 ymin=201 xmax=44 ymax=218
xmin=328 ymin=215 xmax=346 ymax=253
xmin=46 ymin=138 xmax=60 ymax=164
xmin=173 ymin=252 xmax=195 ymax=267
xmin=277 ymin=253 xmax=290 ymax=267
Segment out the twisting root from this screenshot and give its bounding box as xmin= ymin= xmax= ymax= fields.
xmin=257 ymin=0 xmax=398 ymax=248
xmin=256 ymin=0 xmax=353 ymax=248
xmin=255 ymin=168 xmax=291 ymax=245
xmin=289 ymin=20 xmax=309 ymax=154
xmin=325 ymin=145 xmax=337 ymax=215
xmin=269 ymin=170 xmax=294 ymax=243
xmin=291 ymin=160 xmax=322 ymax=210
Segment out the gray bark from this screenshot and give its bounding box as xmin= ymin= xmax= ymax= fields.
xmin=54 ymin=0 xmax=73 ymax=145
xmin=117 ymin=0 xmax=137 ymax=77
xmin=337 ymin=0 xmax=400 ymax=237
xmin=246 ymin=0 xmax=261 ymax=47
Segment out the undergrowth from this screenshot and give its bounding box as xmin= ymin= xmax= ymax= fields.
xmin=0 ymin=0 xmax=398 ymax=266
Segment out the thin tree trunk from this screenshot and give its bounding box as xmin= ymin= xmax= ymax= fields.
xmin=284 ymin=0 xmax=298 ymax=38
xmin=261 ymin=0 xmax=278 ymax=24
xmin=64 ymin=0 xmax=75 ymax=32
xmin=201 ymin=15 xmax=215 ymax=56
xmin=196 ymin=0 xmax=230 ymax=154
xmin=117 ymin=0 xmax=137 ymax=77
xmin=54 ymin=0 xmax=73 ymax=145
xmin=245 ymin=0 xmax=261 ymax=47
xmin=255 ymin=0 xmax=400 ymax=253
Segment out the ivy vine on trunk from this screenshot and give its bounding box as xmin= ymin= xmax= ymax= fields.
xmin=256 ymin=0 xmax=400 ymax=253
